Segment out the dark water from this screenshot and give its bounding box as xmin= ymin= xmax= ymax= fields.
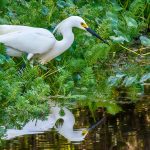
xmin=1 ymin=96 xmax=150 ymax=150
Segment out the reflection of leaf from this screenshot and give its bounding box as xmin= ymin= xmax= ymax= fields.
xmin=108 ymin=76 xmax=119 ymax=86
xmin=108 ymin=74 xmax=126 ymax=86
xmin=140 ymin=36 xmax=150 ymax=47
xmin=107 ymin=104 xmax=121 ymax=115
xmin=140 ymin=73 xmax=150 ymax=82
xmin=59 ymin=108 xmax=65 ymax=116
xmin=123 ymin=76 xmax=137 ymax=87
xmin=124 ymin=16 xmax=138 ymax=28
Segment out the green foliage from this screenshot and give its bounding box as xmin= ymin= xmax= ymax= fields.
xmin=140 ymin=36 xmax=150 ymax=47
xmin=129 ymin=0 xmax=146 ymax=16
xmin=0 ymin=47 xmax=50 ymax=130
xmin=85 ymin=44 xmax=110 ymax=64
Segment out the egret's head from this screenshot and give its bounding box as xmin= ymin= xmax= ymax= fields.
xmin=53 ymin=16 xmax=87 ymax=34
xmin=53 ymin=16 xmax=109 ymax=44
xmin=67 ymin=16 xmax=88 ymax=30
xmin=70 ymin=16 xmax=109 ymax=44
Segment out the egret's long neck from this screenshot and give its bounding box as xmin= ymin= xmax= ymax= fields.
xmin=40 ymin=27 xmax=74 ymax=64
xmin=55 ymin=28 xmax=74 ymax=52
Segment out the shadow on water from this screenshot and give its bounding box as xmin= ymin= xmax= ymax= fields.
xmin=1 ymin=95 xmax=150 ymax=150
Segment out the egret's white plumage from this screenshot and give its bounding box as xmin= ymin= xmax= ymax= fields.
xmin=0 ymin=16 xmax=89 ymax=64
xmin=0 ymin=25 xmax=56 ymax=62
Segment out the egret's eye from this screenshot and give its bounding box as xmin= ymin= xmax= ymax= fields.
xmin=81 ymin=22 xmax=84 ymax=26
xmin=81 ymin=22 xmax=88 ymax=28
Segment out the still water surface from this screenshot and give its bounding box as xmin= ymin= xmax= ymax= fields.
xmin=1 ymin=96 xmax=150 ymax=150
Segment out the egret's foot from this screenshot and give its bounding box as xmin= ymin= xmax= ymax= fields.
xmin=39 ymin=59 xmax=46 ymax=65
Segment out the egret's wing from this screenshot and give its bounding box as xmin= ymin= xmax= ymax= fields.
xmin=0 ymin=29 xmax=56 ymax=54
xmin=0 ymin=25 xmax=39 ymax=35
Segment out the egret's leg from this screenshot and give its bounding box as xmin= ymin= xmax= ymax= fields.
xmin=30 ymin=59 xmax=34 ymax=67
xmin=27 ymin=53 xmax=34 ymax=60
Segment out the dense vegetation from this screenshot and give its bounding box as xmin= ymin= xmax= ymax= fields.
xmin=0 ymin=0 xmax=150 ymax=142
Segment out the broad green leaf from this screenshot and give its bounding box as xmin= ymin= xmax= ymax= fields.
xmin=140 ymin=36 xmax=150 ymax=47
xmin=41 ymin=6 xmax=49 ymax=16
xmin=112 ymin=30 xmax=131 ymax=43
xmin=113 ymin=30 xmax=124 ymax=36
xmin=110 ymin=36 xmax=129 ymax=43
xmin=57 ymin=1 xmax=66 ymax=8
xmin=106 ymin=11 xmax=118 ymax=21
xmin=106 ymin=11 xmax=118 ymax=28
xmin=125 ymin=16 xmax=138 ymax=28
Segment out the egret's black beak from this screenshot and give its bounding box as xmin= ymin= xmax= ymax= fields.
xmin=86 ymin=28 xmax=109 ymax=45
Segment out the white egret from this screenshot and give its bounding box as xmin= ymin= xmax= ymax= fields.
xmin=0 ymin=16 xmax=108 ymax=64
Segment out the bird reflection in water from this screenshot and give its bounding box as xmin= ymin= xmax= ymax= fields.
xmin=4 ymin=105 xmax=104 ymax=142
